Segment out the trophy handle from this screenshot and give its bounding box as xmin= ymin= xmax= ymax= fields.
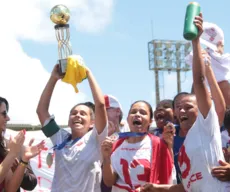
xmin=58 ymin=59 xmax=67 ymax=76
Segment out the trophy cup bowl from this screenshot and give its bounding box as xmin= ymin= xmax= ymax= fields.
xmin=50 ymin=5 xmax=70 ymax=25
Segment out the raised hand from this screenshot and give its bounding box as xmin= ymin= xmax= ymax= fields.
xmin=162 ymin=122 xmax=175 ymax=148
xmin=22 ymin=139 xmax=45 ymax=162
xmin=8 ymin=130 xmax=25 ymax=157
xmin=193 ymin=12 xmax=203 ymax=39
xmin=51 ymin=64 xmax=64 ymax=81
xmin=101 ymin=137 xmax=113 ymax=159
xmin=201 ymin=49 xmax=211 ymax=67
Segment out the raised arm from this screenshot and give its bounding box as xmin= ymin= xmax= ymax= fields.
xmin=203 ymin=52 xmax=226 ymax=125
xmin=86 ymin=69 xmax=107 ymax=134
xmin=36 ymin=64 xmax=62 ymax=126
xmin=101 ymin=138 xmax=118 ymax=186
xmin=192 ymin=13 xmax=212 ymax=118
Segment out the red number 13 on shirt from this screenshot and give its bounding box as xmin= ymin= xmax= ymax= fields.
xmin=120 ymin=158 xmax=150 ymax=187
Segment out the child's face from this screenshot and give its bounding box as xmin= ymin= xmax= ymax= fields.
xmin=154 ymin=101 xmax=174 ymax=129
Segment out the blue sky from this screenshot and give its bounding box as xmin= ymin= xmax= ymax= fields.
xmin=3 ymin=0 xmax=230 ymax=124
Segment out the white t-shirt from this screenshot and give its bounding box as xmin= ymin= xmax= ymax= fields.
xmin=111 ymin=136 xmax=152 ymax=192
xmin=50 ymin=125 xmax=108 ymax=192
xmin=185 ymin=50 xmax=230 ymax=82
xmin=178 ymin=105 xmax=230 ymax=192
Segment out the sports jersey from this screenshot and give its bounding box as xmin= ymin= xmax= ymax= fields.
xmin=42 ymin=119 xmax=108 ymax=192
xmin=178 ymin=105 xmax=230 ymax=191
xmin=111 ymin=134 xmax=174 ymax=192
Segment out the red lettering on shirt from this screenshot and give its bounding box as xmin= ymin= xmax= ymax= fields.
xmin=120 ymin=147 xmax=150 ymax=151
xmin=120 ymin=158 xmax=150 ymax=188
xmin=187 ymin=172 xmax=203 ymax=189
xmin=178 ymin=145 xmax=191 ymax=179
xmin=130 ymin=159 xmax=150 ymax=182
xmin=120 ymin=158 xmax=132 ymax=186
xmin=196 ymin=172 xmax=202 ymax=180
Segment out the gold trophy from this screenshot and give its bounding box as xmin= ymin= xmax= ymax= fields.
xmin=50 ymin=5 xmax=72 ymax=75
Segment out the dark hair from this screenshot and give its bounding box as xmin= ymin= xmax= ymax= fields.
xmin=70 ymin=102 xmax=95 ymax=120
xmin=129 ymin=100 xmax=153 ymax=120
xmin=0 ymin=97 xmax=9 ymax=112
xmin=156 ymin=99 xmax=173 ymax=109
xmin=0 ymin=141 xmax=7 ymax=160
xmin=0 ymin=97 xmax=8 ymax=159
xmin=224 ymin=108 xmax=230 ymax=130
xmin=172 ymin=92 xmax=195 ymax=109
xmin=83 ymin=102 xmax=95 ymax=113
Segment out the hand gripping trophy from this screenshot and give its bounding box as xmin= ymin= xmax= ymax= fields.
xmin=50 ymin=5 xmax=72 ymax=75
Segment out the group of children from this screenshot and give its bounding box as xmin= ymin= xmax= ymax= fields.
xmin=1 ymin=12 xmax=230 ymax=192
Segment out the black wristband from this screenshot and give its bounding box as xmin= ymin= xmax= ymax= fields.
xmin=20 ymin=159 xmax=28 ymax=165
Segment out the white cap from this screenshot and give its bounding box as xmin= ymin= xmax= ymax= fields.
xmin=104 ymin=95 xmax=122 ymax=111
xmin=200 ymin=22 xmax=224 ymax=51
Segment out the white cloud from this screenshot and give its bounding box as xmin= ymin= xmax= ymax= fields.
xmin=0 ymin=33 xmax=87 ymax=125
xmin=2 ymin=0 xmax=114 ymax=42
xmin=0 ymin=0 xmax=114 ymax=125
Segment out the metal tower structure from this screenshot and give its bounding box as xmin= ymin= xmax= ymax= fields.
xmin=148 ymin=39 xmax=192 ymax=104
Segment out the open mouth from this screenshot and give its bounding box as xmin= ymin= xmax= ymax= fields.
xmin=156 ymin=112 xmax=166 ymax=123
xmin=73 ymin=120 xmax=83 ymax=125
xmin=156 ymin=113 xmax=164 ymax=119
xmin=180 ymin=115 xmax=188 ymax=122
xmin=133 ymin=119 xmax=142 ymax=126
